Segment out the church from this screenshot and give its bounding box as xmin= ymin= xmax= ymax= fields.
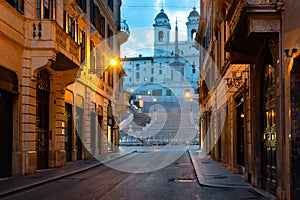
xmin=121 ymin=7 xmax=200 ymax=103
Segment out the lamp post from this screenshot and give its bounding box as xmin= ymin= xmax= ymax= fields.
xmin=153 ymin=98 xmax=157 ymax=111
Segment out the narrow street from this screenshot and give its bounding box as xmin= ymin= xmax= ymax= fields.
xmin=2 ymin=151 xmax=268 ymax=200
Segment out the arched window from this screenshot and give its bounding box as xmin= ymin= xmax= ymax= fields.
xmin=158 ymin=31 xmax=164 ymax=42
xmin=191 ymin=29 xmax=197 ymax=40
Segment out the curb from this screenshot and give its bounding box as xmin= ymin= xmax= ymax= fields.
xmin=0 ymin=150 xmax=136 ymax=198
xmin=188 ymin=149 xmax=252 ymax=189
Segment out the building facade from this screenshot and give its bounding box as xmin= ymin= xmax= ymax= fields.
xmin=196 ymin=0 xmax=300 ymax=199
xmin=121 ymin=8 xmax=199 ymax=101
xmin=0 ymin=0 xmax=129 ymax=178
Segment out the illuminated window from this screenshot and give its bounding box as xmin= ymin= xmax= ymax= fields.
xmin=37 ymin=0 xmax=55 ymax=19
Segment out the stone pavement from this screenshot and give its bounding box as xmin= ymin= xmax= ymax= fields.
xmin=0 ymin=148 xmax=136 ymax=198
xmin=0 ymin=146 xmax=276 ymax=199
xmin=188 ymin=147 xmax=276 ymax=200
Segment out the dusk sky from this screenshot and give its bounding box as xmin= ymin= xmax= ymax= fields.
xmin=120 ymin=0 xmax=200 ymax=57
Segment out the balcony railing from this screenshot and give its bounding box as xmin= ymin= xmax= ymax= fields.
xmin=226 ymin=0 xmax=279 ymax=35
xmin=30 ymin=20 xmax=80 ymax=62
xmin=117 ymin=20 xmax=130 ymax=44
xmin=120 ymin=20 xmax=130 ymax=35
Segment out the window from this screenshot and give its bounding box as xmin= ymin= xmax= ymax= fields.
xmin=63 ymin=12 xmax=79 ymax=42
xmin=76 ymin=0 xmax=86 ymax=12
xmin=192 ymin=63 xmax=196 ymax=73
xmin=108 ymin=0 xmax=114 ymax=12
xmin=191 ymin=29 xmax=197 ymax=40
xmin=107 ymin=25 xmax=113 ymax=48
xmin=37 ymin=0 xmax=55 ymax=19
xmin=150 ymin=77 xmax=154 ymax=83
xmin=144 ymin=68 xmax=146 ymax=72
xmin=6 ymin=0 xmax=24 ymax=14
xmin=158 ymin=31 xmax=164 ymax=42
xmin=100 ymin=14 xmax=106 ymax=38
xmin=92 ymin=6 xmax=106 ymax=40
xmin=80 ymin=30 xmax=86 ymax=63
xmin=136 ymin=64 xmax=140 ymax=70
xmin=108 ymin=69 xmax=113 ymax=87
xmin=159 ymin=69 xmax=162 ymax=75
xmin=152 ymin=89 xmax=162 ymax=96
xmin=151 ymin=68 xmax=154 ymax=74
xmin=90 ymin=41 xmax=95 ymax=73
xmin=136 ymin=72 xmax=140 ymax=79
xmin=166 ymin=89 xmax=172 ymax=96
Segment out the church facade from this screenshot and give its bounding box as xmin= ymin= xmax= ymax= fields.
xmin=121 ymin=8 xmax=200 ymax=102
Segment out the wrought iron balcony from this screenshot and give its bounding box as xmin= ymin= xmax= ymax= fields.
xmin=30 ymin=20 xmax=81 ymax=69
xmin=117 ymin=20 xmax=130 ymax=44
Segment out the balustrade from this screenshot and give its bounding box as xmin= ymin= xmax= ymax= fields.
xmin=31 ymin=20 xmax=80 ymax=63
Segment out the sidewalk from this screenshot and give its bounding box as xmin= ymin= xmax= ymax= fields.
xmin=188 ymin=147 xmax=276 ymax=200
xmin=0 ymin=148 xmax=136 ymax=198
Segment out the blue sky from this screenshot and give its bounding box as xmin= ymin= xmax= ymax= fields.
xmin=120 ymin=0 xmax=200 ymax=57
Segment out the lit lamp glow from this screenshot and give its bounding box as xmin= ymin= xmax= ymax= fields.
xmin=184 ymin=90 xmax=191 ymax=99
xmin=110 ymin=59 xmax=118 ymax=66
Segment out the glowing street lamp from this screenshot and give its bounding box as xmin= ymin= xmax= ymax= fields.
xmin=153 ymin=98 xmax=157 ymax=111
xmin=184 ymin=90 xmax=191 ymax=99
xmin=110 ymin=58 xmax=118 ymax=67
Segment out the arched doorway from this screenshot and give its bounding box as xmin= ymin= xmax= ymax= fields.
xmin=36 ymin=69 xmax=50 ymax=169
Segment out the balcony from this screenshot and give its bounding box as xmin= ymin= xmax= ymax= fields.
xmin=117 ymin=20 xmax=130 ymax=45
xmin=225 ymin=0 xmax=282 ymax=60
xmin=30 ymin=20 xmax=81 ymax=70
xmin=227 ymin=0 xmax=280 ymax=35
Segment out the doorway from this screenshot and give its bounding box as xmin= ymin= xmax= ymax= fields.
xmin=0 ymin=90 xmax=13 ymax=177
xmin=236 ymin=96 xmax=245 ymax=167
xmin=75 ymin=107 xmax=83 ymax=160
xmin=261 ymin=64 xmax=276 ymax=194
xmin=65 ymin=103 xmax=73 ymax=162
xmin=36 ymin=69 xmax=50 ymax=169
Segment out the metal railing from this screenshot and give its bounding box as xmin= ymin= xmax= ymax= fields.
xmin=120 ymin=20 xmax=130 ymax=35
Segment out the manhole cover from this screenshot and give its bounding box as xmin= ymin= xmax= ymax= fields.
xmin=169 ymin=178 xmax=195 ymax=183
xmin=174 ymin=162 xmax=189 ymax=165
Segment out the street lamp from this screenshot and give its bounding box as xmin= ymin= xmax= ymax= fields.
xmin=110 ymin=58 xmax=118 ymax=66
xmin=184 ymin=90 xmax=191 ymax=99
xmin=153 ymin=98 xmax=157 ymax=112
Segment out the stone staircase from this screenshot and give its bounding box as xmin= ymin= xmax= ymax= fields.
xmin=120 ymin=101 xmax=199 ymax=146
